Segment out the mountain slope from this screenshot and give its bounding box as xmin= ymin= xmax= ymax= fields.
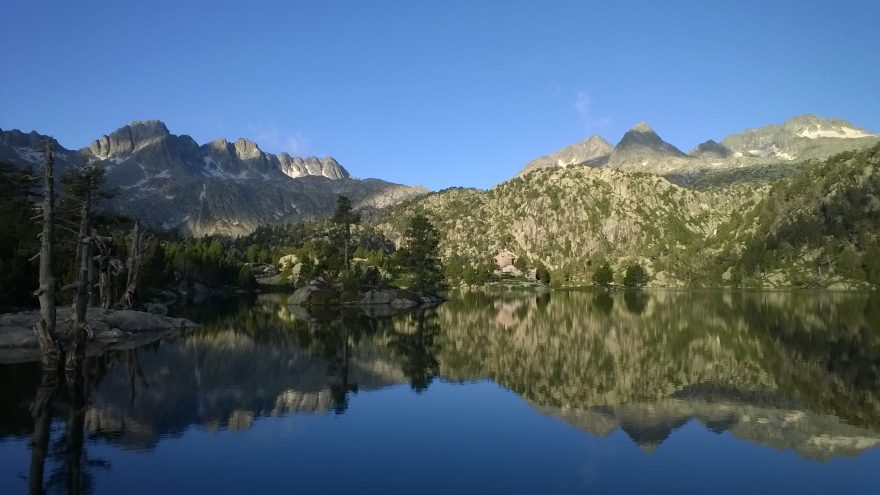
xmin=515 ymin=135 xmax=612 ymax=177
xmin=713 ymin=142 xmax=880 ymax=287
xmin=0 ymin=120 xmax=427 ymax=236
xmin=376 ymin=166 xmax=756 ymax=285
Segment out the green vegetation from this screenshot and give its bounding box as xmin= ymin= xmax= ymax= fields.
xmin=0 ymin=162 xmax=267 ymax=309
xmin=4 ymin=142 xmax=879 ymax=302
xmin=392 ymin=213 xmax=443 ymax=293
xmin=0 ymin=164 xmax=39 ymax=307
xmin=623 ymin=264 xmax=648 ymax=288
xmin=229 ymin=198 xmax=444 ymax=296
xmin=375 ymin=143 xmax=880 ymax=289
xmin=714 ymin=144 xmax=880 ymax=288
xmin=592 ymin=262 xmax=614 ymax=287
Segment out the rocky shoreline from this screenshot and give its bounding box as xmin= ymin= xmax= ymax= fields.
xmin=290 ymin=282 xmax=444 ymax=312
xmin=0 ymin=307 xmax=198 ymax=364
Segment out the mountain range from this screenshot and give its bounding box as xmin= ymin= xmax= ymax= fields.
xmin=377 ymin=114 xmax=880 ymax=288
xmin=0 ymin=120 xmax=427 ymax=236
xmin=516 ymin=114 xmax=878 ymax=185
xmin=2 ymin=115 xmax=876 ymax=243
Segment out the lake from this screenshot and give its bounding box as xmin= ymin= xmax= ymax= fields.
xmin=2 ymin=289 xmax=879 ymax=494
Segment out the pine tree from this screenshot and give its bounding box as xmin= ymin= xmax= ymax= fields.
xmin=623 ymin=263 xmax=648 ymax=288
xmin=592 ymin=262 xmax=614 ymax=287
xmin=398 ymin=214 xmax=442 ymax=293
xmin=332 ymin=196 xmax=361 ymax=277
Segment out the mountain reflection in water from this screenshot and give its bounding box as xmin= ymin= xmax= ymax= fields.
xmin=2 ymin=289 xmax=880 ymax=493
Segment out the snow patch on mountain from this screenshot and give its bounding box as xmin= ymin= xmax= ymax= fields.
xmin=797 ymin=127 xmax=875 ymax=139
xmin=13 ymin=147 xmax=43 ymax=164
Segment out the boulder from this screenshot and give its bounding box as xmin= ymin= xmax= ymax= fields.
xmin=418 ymin=294 xmax=444 ymax=305
xmin=391 ymin=297 xmax=419 ymax=309
xmin=361 ymin=288 xmax=397 ymax=306
xmin=94 ymin=328 xmax=126 ymax=342
xmin=145 ymin=302 xmax=168 ymax=316
xmin=290 ymin=283 xmax=339 ymax=307
xmin=278 ymin=254 xmax=299 ymax=269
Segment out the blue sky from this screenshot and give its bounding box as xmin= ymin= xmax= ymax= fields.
xmin=2 ymin=0 xmax=878 ymax=190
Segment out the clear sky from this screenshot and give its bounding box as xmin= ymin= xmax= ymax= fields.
xmin=2 ymin=0 xmax=878 ymax=190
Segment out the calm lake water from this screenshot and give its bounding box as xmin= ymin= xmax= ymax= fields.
xmin=2 ymin=290 xmax=880 ymax=494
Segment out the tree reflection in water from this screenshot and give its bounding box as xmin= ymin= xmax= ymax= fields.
xmin=4 ymin=289 xmax=880 ymax=493
xmin=26 ymin=359 xmax=112 ymax=495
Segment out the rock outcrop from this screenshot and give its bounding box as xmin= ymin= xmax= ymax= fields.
xmin=0 ymin=307 xmax=198 ymax=364
xmin=289 ymin=282 xmax=340 ymax=306
xmin=278 ymin=154 xmax=349 ymax=180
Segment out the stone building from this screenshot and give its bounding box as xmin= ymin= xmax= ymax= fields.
xmin=494 ymin=249 xmax=518 ymax=269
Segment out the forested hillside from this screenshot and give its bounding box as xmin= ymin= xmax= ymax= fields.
xmin=716 ymin=143 xmax=880 ymax=287
xmin=375 ymin=144 xmax=880 ymax=288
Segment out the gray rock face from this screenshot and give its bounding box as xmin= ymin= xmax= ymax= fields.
xmin=201 ymin=137 xmax=281 ymax=178
xmin=0 ymin=120 xmax=427 ymax=236
xmin=516 ymin=135 xmax=612 ymax=177
xmin=0 ymin=128 xmax=60 ymax=150
xmin=278 ymin=154 xmax=349 ymax=180
xmin=0 ymin=128 xmax=80 ymax=169
xmin=87 ymin=120 xmax=171 ymax=158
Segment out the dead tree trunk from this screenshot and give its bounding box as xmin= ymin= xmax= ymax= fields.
xmin=93 ymin=235 xmax=116 ymax=310
xmin=98 ymin=257 xmax=112 ymax=309
xmin=34 ymin=142 xmax=61 ymax=371
xmin=66 ymin=371 xmax=87 ymax=495
xmin=120 ymin=220 xmax=143 ymax=309
xmin=66 ymin=181 xmax=95 ymax=371
xmin=87 ymin=245 xmax=96 ymax=307
xmin=97 ymin=253 xmax=110 ymax=310
xmin=28 ymin=371 xmax=57 ymax=495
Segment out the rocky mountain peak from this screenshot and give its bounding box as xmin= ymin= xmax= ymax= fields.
xmin=689 ymin=139 xmax=731 ymax=159
xmin=605 ymin=121 xmax=690 ymax=173
xmin=233 ymin=138 xmax=263 ymax=159
xmin=0 ymin=128 xmax=58 ymax=150
xmin=716 ymin=115 xmax=879 ymax=165
xmin=130 ymin=119 xmax=170 ymax=134
xmin=278 ymin=155 xmax=350 ymax=180
xmin=630 ymin=121 xmax=655 ymax=133
xmin=784 ymin=114 xmax=875 ymax=139
xmin=616 ymin=122 xmax=684 ymax=155
xmin=515 ymin=135 xmax=613 ymax=177
xmin=86 ymin=119 xmax=171 ymax=158
xmin=208 ymin=137 xmax=229 ymax=148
